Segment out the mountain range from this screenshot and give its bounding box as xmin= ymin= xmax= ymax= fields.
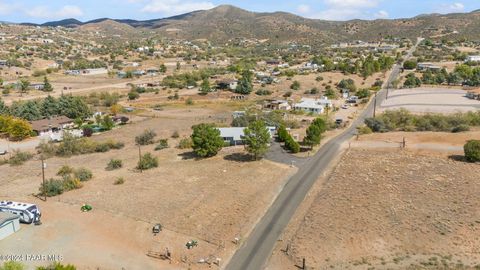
xmin=18 ymin=5 xmax=480 ymax=44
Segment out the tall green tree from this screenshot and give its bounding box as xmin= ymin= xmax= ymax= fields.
xmin=43 ymin=76 xmax=53 ymax=92
xmin=191 ymin=123 xmax=224 ymax=157
xmin=199 ymin=78 xmax=211 ymax=95
xmin=41 ymin=95 xmax=59 ymax=117
xmin=19 ymin=78 xmax=30 ymax=96
xmin=243 ymin=120 xmax=271 ymax=160
xmin=235 ymin=70 xmax=253 ymax=95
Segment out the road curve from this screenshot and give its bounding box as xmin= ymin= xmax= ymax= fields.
xmin=225 ymin=39 xmax=420 ymax=270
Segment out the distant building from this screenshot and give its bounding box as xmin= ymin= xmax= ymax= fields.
xmin=218 ymin=126 xmax=276 ymax=146
xmin=30 ymin=83 xmax=45 ymax=91
xmin=417 ymin=63 xmax=442 ymax=71
xmin=30 ymin=116 xmax=74 ymax=136
xmin=466 ymin=55 xmax=480 ymax=62
xmin=216 ymin=79 xmax=238 ymax=91
xmin=293 ymin=97 xmax=332 ymax=114
xmin=264 ymin=99 xmax=291 ymax=111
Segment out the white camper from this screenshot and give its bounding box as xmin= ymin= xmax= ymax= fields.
xmin=0 ymin=201 xmax=41 ymax=224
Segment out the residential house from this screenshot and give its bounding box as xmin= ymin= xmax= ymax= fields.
xmin=216 ymin=79 xmax=238 ymax=91
xmin=29 ymin=116 xmax=74 ymax=136
xmin=30 ymin=83 xmax=45 ymax=91
xmin=417 ymin=63 xmax=442 ymax=71
xmin=293 ymin=97 xmax=332 ymax=114
xmin=218 ymin=126 xmax=276 ymax=146
xmin=264 ymin=99 xmax=292 ymax=111
xmin=466 ymin=55 xmax=480 ymax=62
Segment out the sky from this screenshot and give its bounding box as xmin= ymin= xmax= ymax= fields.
xmin=0 ymin=0 xmax=479 ymax=23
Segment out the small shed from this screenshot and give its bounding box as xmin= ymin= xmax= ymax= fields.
xmin=0 ymin=212 xmax=21 ymax=240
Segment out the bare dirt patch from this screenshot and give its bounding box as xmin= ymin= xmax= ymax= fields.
xmin=267 ymin=148 xmax=480 ymax=269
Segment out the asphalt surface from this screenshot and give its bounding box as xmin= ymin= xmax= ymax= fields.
xmin=225 ymin=40 xmax=421 ymax=270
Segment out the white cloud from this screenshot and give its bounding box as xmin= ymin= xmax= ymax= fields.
xmin=25 ymin=5 xmax=83 ymax=19
xmin=141 ymin=0 xmax=215 ymax=15
xmin=297 ymin=4 xmax=311 ymax=14
xmin=374 ymin=10 xmax=389 ymax=19
xmin=307 ymin=0 xmax=384 ymax=20
xmin=0 ymin=1 xmax=17 ymax=15
xmin=324 ymin=0 xmax=380 ymax=8
xmin=435 ymin=2 xmax=465 ymax=13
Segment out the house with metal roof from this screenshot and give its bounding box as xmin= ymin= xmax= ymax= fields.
xmin=0 ymin=212 xmax=21 ymax=240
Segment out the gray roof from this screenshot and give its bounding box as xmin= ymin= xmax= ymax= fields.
xmin=0 ymin=211 xmax=19 ymax=225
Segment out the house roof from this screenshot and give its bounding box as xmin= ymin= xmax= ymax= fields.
xmin=294 ymin=98 xmax=331 ymax=109
xmin=0 ymin=211 xmax=20 ymax=225
xmin=218 ymin=127 xmax=245 ymax=141
xmin=30 ymin=116 xmax=74 ymax=132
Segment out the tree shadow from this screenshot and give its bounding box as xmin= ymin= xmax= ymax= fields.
xmin=448 ymin=155 xmax=467 ymax=162
xmin=177 ymin=151 xmax=198 ymax=160
xmin=224 ymin=152 xmax=254 ymax=163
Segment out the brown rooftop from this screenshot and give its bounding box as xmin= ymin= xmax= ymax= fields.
xmin=29 ymin=116 xmax=73 ymax=132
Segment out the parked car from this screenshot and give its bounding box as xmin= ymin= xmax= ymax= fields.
xmin=341 ymin=104 xmax=349 ymax=109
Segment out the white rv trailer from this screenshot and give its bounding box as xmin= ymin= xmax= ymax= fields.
xmin=0 ymin=201 xmax=41 ymax=224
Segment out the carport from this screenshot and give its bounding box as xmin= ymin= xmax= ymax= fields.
xmin=0 ymin=212 xmax=21 ymax=240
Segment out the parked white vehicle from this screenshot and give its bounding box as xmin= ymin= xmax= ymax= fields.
xmin=0 ymin=200 xmax=41 ymax=224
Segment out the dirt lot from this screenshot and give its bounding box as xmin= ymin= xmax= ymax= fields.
xmin=267 ymin=145 xmax=480 ymax=270
xmin=0 ymin=108 xmax=296 ymax=269
xmin=380 ymin=88 xmax=480 ymax=114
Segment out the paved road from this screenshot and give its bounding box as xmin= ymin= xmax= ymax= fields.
xmin=225 ymin=39 xmax=422 ymax=270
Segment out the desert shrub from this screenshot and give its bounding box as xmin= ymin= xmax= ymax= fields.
xmin=36 ymin=141 xmax=57 ymax=158
xmin=171 ymin=131 xmax=180 ymax=138
xmin=185 ymin=98 xmax=194 ymax=105
xmin=255 ymin=89 xmax=272 ymax=96
xmin=74 ymin=168 xmax=93 ymax=181
xmin=135 ymin=129 xmax=157 ymax=145
xmin=155 ymin=139 xmax=169 ymax=151
xmin=367 ymin=110 xmax=480 ymax=133
xmin=40 ymin=179 xmax=65 ymax=197
xmin=106 ymin=159 xmax=122 ymax=170
xmin=451 ymin=124 xmax=470 ymax=133
xmin=8 ymin=150 xmax=33 ymax=166
xmin=62 ymin=178 xmax=83 ymax=190
xmin=57 ymin=165 xmax=74 ymax=177
xmin=36 ymin=262 xmax=77 ymax=270
xmin=114 ymin=177 xmax=125 ymax=185
xmin=53 ymin=134 xmax=123 ymax=157
xmin=137 ymin=153 xmax=158 ymax=170
xmin=0 ymin=261 xmax=25 ymax=270
xmin=464 ymin=140 xmax=480 ymax=162
xmin=357 ymin=125 xmax=373 ymax=135
xmin=365 ymin=118 xmax=389 ymax=132
xmin=178 ymin=137 xmax=193 ymax=149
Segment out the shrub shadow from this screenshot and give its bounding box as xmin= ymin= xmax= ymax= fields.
xmin=448 ymin=155 xmax=467 ymax=162
xmin=224 ymin=153 xmax=253 ymax=163
xmin=178 ymin=151 xmax=198 ymax=160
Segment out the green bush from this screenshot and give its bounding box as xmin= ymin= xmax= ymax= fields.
xmin=114 ymin=177 xmax=125 ymax=185
xmin=155 ymin=139 xmax=169 ymax=151
xmin=135 ymin=129 xmax=157 ymax=145
xmin=285 ymin=135 xmax=300 ymax=153
xmin=74 ymin=168 xmax=93 ymax=181
xmin=50 ymin=134 xmax=124 ymax=157
xmin=36 ymin=262 xmax=77 ymax=270
xmin=464 ymin=140 xmax=480 ymax=162
xmin=40 ymin=179 xmax=65 ymax=197
xmin=8 ymin=150 xmax=33 ymax=166
xmin=57 ymin=165 xmax=74 ymax=177
xmin=137 ymin=153 xmax=158 ymax=170
xmin=0 ymin=261 xmax=25 ymax=270
xmin=106 ymin=159 xmax=122 ymax=170
xmin=357 ymin=125 xmax=373 ymax=135
xmin=451 ymin=124 xmax=470 ymax=133
xmin=178 ymin=137 xmax=193 ymax=149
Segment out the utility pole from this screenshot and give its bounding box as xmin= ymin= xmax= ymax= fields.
xmin=41 ymin=157 xmax=46 ymax=201
xmin=138 ymin=144 xmax=142 ymax=173
xmin=373 ymin=91 xmax=377 ymax=118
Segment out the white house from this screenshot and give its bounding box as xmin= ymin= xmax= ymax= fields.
xmin=218 ymin=126 xmax=276 ymax=146
xmin=466 ymin=55 xmax=480 ymax=62
xmin=293 ymin=97 xmax=332 ymax=114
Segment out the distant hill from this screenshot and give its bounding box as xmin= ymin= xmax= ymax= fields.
xmin=20 ymin=5 xmax=480 ymax=44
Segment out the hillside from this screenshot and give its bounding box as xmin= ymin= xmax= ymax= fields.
xmin=23 ymin=5 xmax=480 ymax=44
